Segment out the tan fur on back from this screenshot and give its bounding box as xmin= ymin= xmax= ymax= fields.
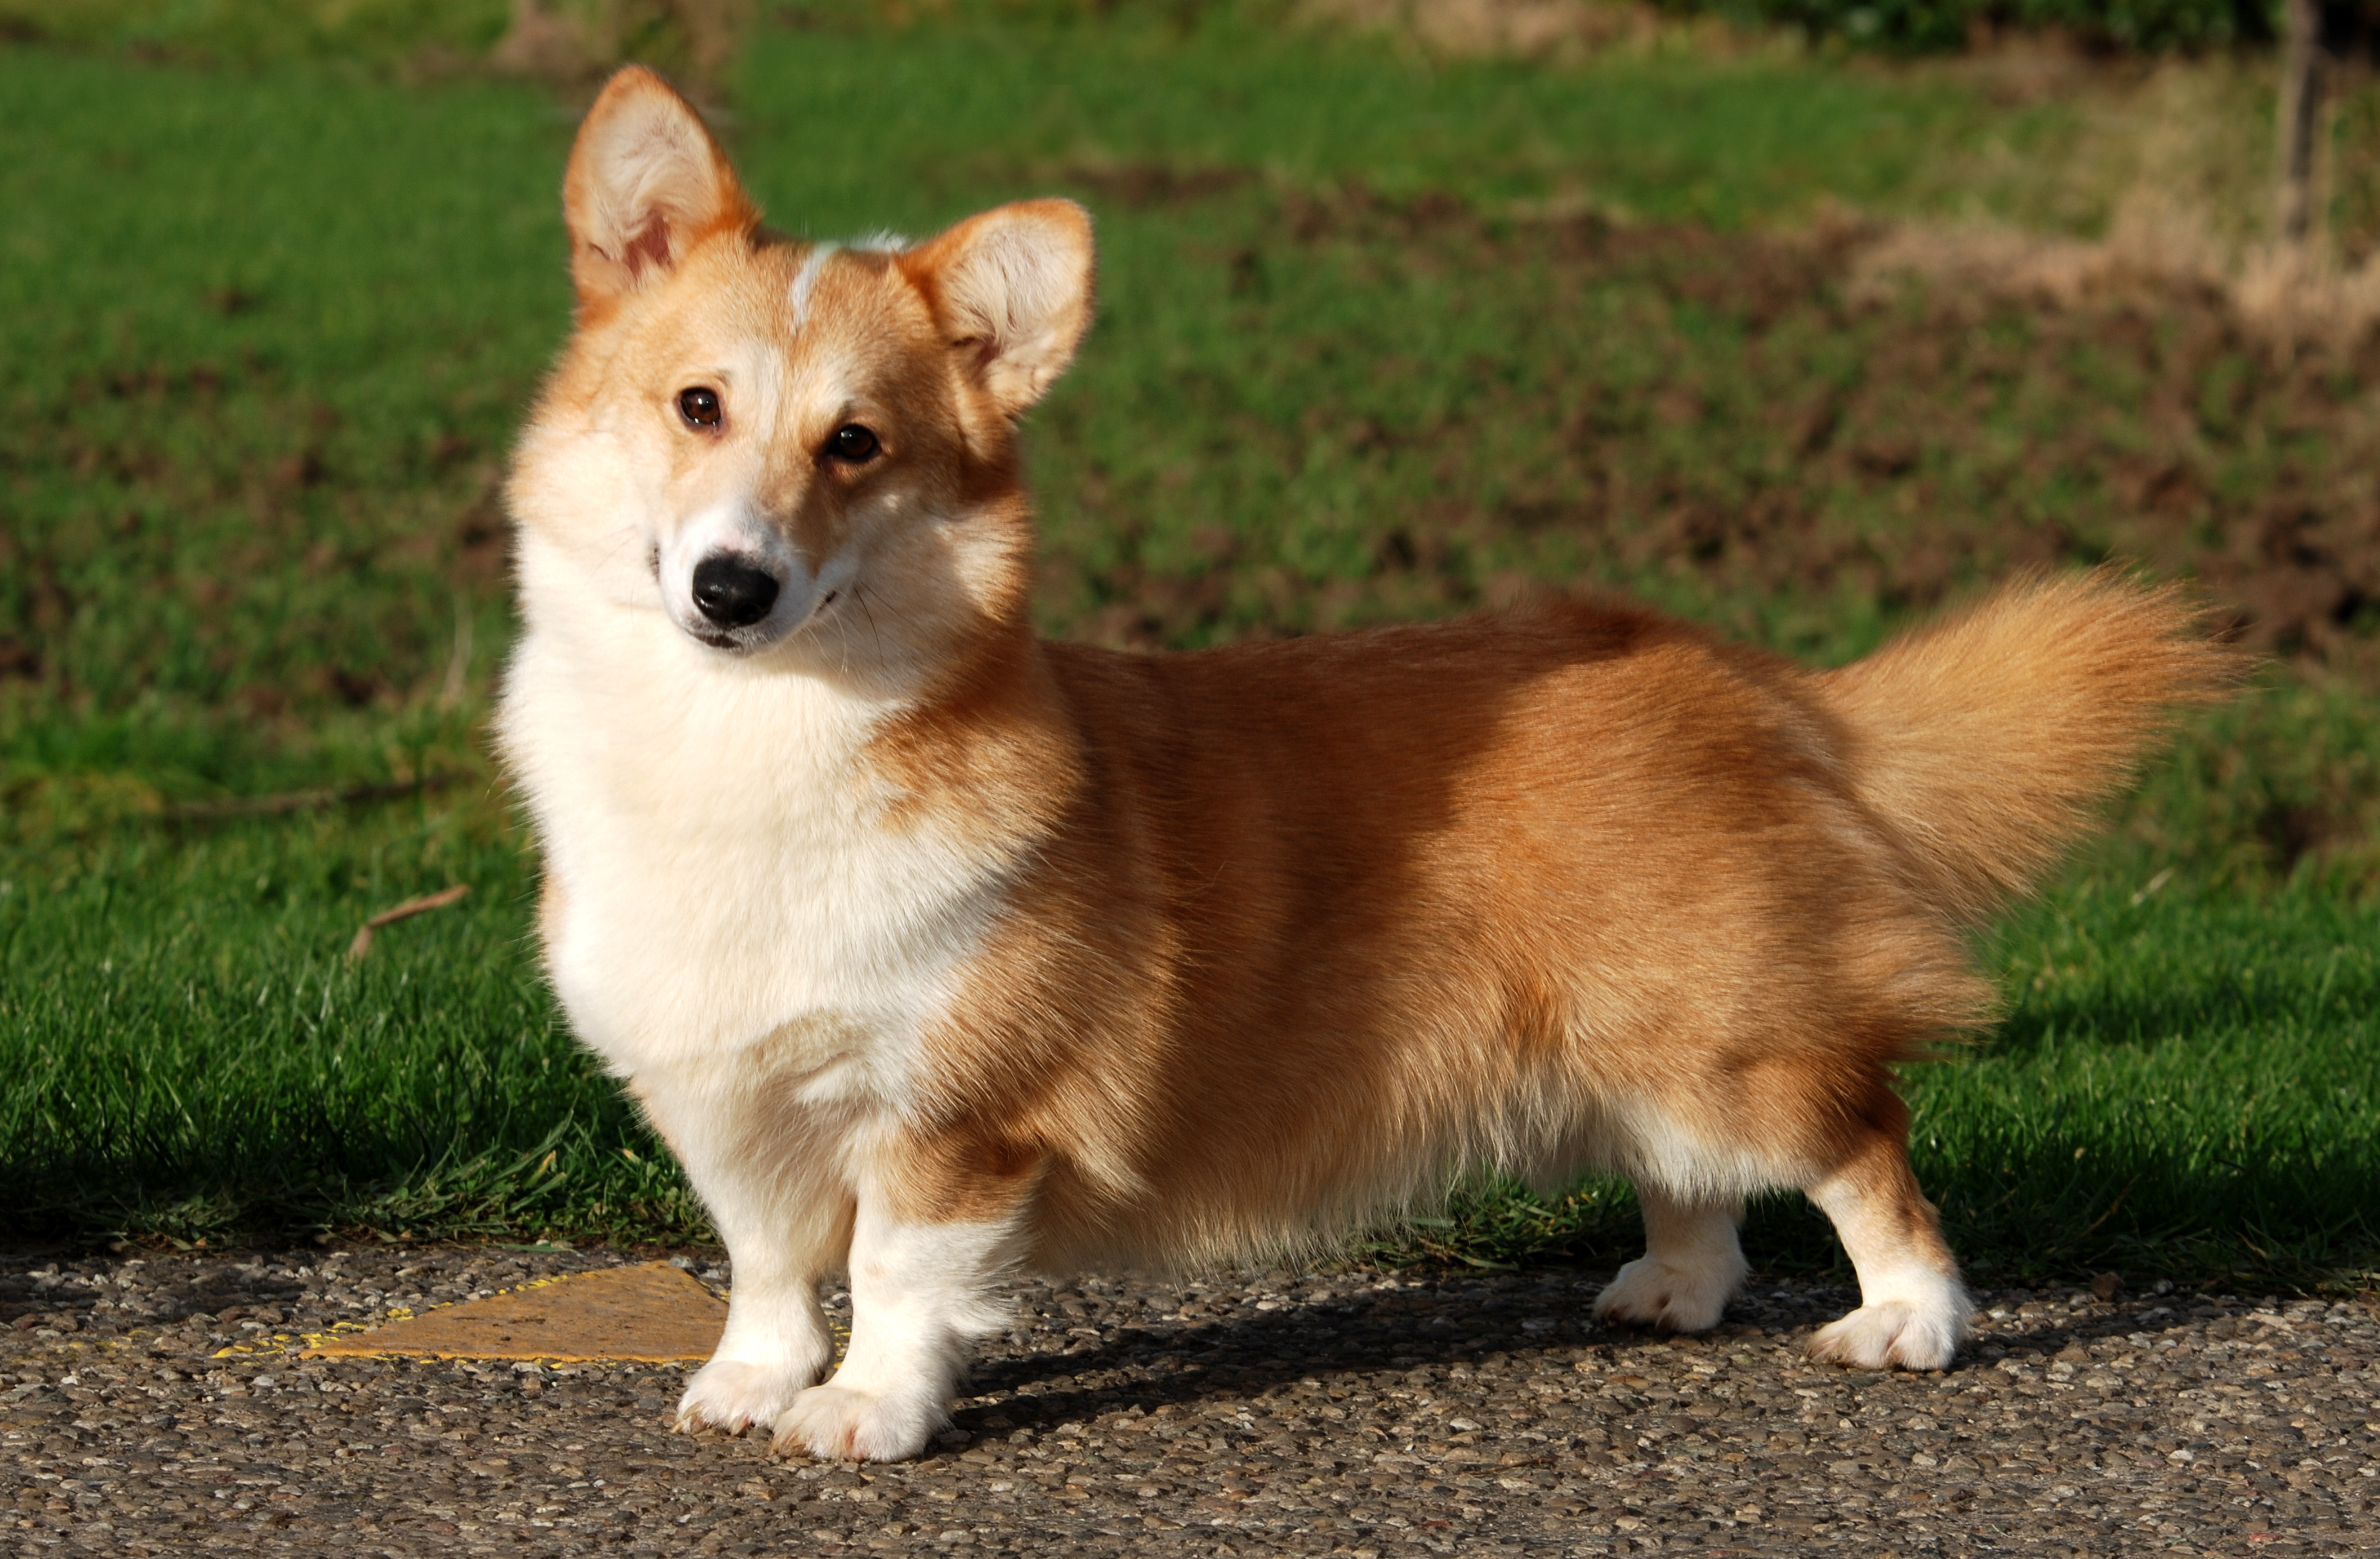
xmin=875 ymin=583 xmax=2214 ymax=1268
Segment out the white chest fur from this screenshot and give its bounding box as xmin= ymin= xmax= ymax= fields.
xmin=498 ymin=564 xmax=1014 ymax=1107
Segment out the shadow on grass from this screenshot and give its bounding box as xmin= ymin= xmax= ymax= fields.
xmin=3 ymin=1112 xmax=712 ymax=1251
xmin=1367 ymin=1137 xmax=2379 ymax=1294
xmin=14 ymin=1114 xmax=2374 ymax=1292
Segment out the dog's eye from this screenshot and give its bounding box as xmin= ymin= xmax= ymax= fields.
xmin=677 ymin=387 xmax=722 ymax=429
xmin=827 ymin=424 xmax=879 ymax=464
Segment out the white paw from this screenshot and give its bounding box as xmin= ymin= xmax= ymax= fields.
xmin=1809 ymin=1300 xmax=1964 ymax=1371
xmin=675 ymin=1357 xmax=821 ymax=1435
xmin=1593 ymin=1252 xmax=1744 ymax=1333
xmin=772 ymin=1382 xmax=946 ymax=1463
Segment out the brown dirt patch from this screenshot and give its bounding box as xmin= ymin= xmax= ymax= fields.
xmin=1040 ymin=182 xmax=2380 ymax=667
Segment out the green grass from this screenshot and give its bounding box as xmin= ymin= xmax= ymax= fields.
xmin=4 ymin=10 xmax=2379 ymax=1291
xmin=0 ymin=0 xmax=514 ymax=66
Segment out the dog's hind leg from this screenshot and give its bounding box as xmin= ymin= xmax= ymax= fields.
xmin=1804 ymin=1105 xmax=1971 ymax=1371
xmin=1592 ymin=1186 xmax=1749 ymax=1333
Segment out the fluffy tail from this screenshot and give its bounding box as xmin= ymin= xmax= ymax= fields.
xmin=1820 ymin=569 xmax=2230 ymax=925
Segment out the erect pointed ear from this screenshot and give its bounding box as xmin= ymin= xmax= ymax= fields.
xmin=899 ymin=200 xmax=1095 ymax=418
xmin=561 ymin=67 xmax=759 ymax=315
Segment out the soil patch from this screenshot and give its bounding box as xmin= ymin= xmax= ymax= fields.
xmin=1046 ymin=184 xmax=2380 ymax=666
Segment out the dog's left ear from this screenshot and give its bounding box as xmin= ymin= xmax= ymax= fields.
xmin=900 ymin=200 xmax=1095 ymax=418
xmin=562 ymin=67 xmax=759 ymax=315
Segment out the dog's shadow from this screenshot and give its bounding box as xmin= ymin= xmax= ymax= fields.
xmin=942 ymin=1271 xmax=2187 ymax=1435
xmin=949 ymin=1268 xmax=1721 ymax=1431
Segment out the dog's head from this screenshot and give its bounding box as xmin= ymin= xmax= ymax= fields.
xmin=511 ymin=67 xmax=1092 ymax=684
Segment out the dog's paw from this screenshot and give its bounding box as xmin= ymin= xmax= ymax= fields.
xmin=1809 ymin=1301 xmax=1961 ymax=1371
xmin=675 ymin=1358 xmax=819 ymax=1435
xmin=1592 ymin=1253 xmax=1739 ymax=1333
xmin=772 ymin=1383 xmax=945 ymax=1463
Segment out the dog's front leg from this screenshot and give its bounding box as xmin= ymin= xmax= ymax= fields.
xmin=632 ymin=1081 xmax=854 ymax=1436
xmin=679 ymin=1208 xmax=848 ymax=1436
xmin=774 ymin=1168 xmax=1024 ymax=1463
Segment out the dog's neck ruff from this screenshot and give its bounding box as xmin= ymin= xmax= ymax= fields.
xmin=499 ymin=536 xmax=1023 ymax=1096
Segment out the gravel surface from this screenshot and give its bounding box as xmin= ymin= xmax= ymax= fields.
xmin=2 ymin=1245 xmax=2374 ymax=1555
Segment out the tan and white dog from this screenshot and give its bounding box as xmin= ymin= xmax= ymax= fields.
xmin=498 ymin=68 xmax=2218 ymax=1462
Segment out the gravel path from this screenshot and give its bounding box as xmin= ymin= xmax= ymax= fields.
xmin=2 ymin=1245 xmax=2374 ymax=1555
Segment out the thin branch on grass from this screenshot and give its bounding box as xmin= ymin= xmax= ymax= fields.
xmin=348 ymin=884 xmax=471 ymax=961
xmin=167 ymin=773 xmax=464 ymax=824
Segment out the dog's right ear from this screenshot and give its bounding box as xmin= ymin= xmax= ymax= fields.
xmin=562 ymin=68 xmax=758 ymax=317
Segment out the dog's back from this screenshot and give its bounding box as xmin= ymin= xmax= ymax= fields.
xmin=909 ymin=580 xmax=2212 ymax=1280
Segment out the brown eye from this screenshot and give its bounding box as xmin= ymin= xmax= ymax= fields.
xmin=677 ymin=387 xmax=721 ymax=428
xmin=827 ymin=424 xmax=879 ymax=464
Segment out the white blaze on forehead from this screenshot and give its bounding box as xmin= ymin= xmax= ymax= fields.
xmin=788 ymin=243 xmax=839 ymax=328
xmin=786 ymin=235 xmax=910 ymax=328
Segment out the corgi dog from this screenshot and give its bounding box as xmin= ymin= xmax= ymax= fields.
xmin=498 ymin=68 xmax=2219 ymax=1463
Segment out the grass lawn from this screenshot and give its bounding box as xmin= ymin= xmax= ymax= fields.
xmin=3 ymin=5 xmax=2377 ymax=1292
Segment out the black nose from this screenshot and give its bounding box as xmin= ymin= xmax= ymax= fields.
xmin=691 ymin=555 xmax=781 ymax=629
